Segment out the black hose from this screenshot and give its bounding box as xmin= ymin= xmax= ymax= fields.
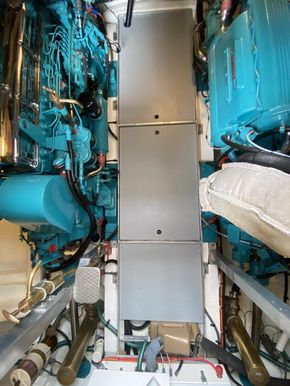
xmin=237 ymin=151 xmax=290 ymax=174
xmin=103 ymin=259 xmax=118 ymax=267
xmin=124 ymin=321 xmax=138 ymax=355
xmin=221 ymin=135 xmax=259 ymax=153
xmin=284 ymin=272 xmax=289 ymax=304
xmin=106 ymin=227 xmax=118 ymax=241
xmin=108 ymin=125 xmax=118 ymax=141
xmin=56 ymin=328 xmax=71 ymax=346
xmin=124 ymin=0 xmax=135 ymax=27
xmin=45 ymin=141 xmax=98 ymax=273
xmin=196 ymin=0 xmax=204 ymax=24
xmin=224 ymin=364 xmax=243 ymax=386
xmin=128 ymin=320 xmax=150 ymax=331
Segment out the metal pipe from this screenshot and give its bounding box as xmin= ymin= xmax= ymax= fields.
xmin=227 ymin=315 xmax=270 ymax=386
xmin=213 ymin=251 xmax=290 ymax=337
xmin=0 ymin=2 xmax=26 ymax=164
xmin=42 ymin=87 xmax=83 ymax=110
xmin=251 ymin=304 xmax=262 ymax=349
xmin=220 ymin=0 xmax=232 ymax=32
xmin=193 ymin=22 xmax=207 ymax=65
xmin=57 ymin=305 xmax=98 ymax=385
xmin=69 ymin=300 xmax=79 ymax=341
xmin=2 ymin=273 xmax=64 ymax=324
xmin=12 ymin=2 xmax=25 ymax=163
xmin=33 ymin=14 xmax=41 ymax=125
xmin=219 ymin=270 xmax=226 ymax=348
xmin=26 ymin=260 xmax=42 ymax=298
xmin=124 ymin=0 xmax=135 ymax=28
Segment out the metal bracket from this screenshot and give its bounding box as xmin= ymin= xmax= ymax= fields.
xmin=0 ymin=281 xmax=73 ymax=380
xmin=212 ymin=251 xmax=290 ymax=336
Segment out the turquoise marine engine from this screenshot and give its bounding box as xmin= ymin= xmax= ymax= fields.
xmin=0 ymin=0 xmax=117 ymax=272
xmin=197 ymin=0 xmax=290 ymax=279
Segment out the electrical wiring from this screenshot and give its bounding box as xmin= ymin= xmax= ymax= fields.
xmin=106 ymin=226 xmax=118 ymax=240
xmin=95 ymin=303 xmax=145 ymax=349
xmin=201 ymin=218 xmax=264 ymax=248
xmin=56 ymin=329 xmax=71 ymax=346
xmin=223 ymin=364 xmax=243 ymax=386
xmin=284 ymin=272 xmax=289 ymax=304
xmin=102 ymin=355 xmax=223 ymax=378
xmin=205 ymin=308 xmax=220 ymax=344
xmin=108 ymin=125 xmax=118 ymax=140
xmin=159 ymin=353 xmax=165 ymax=373
xmin=174 ymin=360 xmax=184 ymax=377
xmin=202 ymin=218 xmax=228 ymax=239
xmin=164 ymin=352 xmax=173 ymax=376
xmin=204 ymin=104 xmax=228 ymax=150
xmin=247 ymin=130 xmax=290 ymax=159
xmin=259 ymin=350 xmax=290 ymax=372
xmin=52 ymin=340 xmax=71 ymax=353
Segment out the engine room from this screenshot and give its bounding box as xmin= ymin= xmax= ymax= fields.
xmin=0 ymin=1 xmax=290 ymax=385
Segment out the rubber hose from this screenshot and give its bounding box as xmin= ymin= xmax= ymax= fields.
xmin=237 ymin=152 xmax=290 ymax=174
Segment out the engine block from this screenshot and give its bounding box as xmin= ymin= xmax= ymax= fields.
xmin=0 ymin=0 xmax=117 ymax=270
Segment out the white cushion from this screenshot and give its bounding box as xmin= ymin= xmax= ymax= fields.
xmin=200 ymin=162 xmax=290 ymax=258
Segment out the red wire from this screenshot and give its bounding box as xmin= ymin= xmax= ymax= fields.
xmin=102 ymin=356 xmax=223 ymax=378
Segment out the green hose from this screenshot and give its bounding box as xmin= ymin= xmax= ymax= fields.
xmin=95 ymin=303 xmax=144 ymax=349
xmin=137 ymin=340 xmax=148 ymax=372
xmin=259 ymin=350 xmax=290 ymax=372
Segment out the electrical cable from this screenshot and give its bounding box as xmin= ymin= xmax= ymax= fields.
xmin=205 ymin=309 xmax=220 ymax=344
xmin=95 ymin=303 xmax=144 ymax=350
xmin=106 ymin=227 xmax=118 ymax=240
xmin=52 ymin=341 xmax=71 ymax=352
xmin=223 ymin=364 xmax=243 ymax=386
xmin=202 ymin=218 xmax=263 ymax=248
xmin=247 ymin=130 xmax=290 ymax=159
xmin=221 ymin=135 xmax=259 ymax=153
xmin=259 ymin=350 xmax=290 ymax=372
xmin=108 ymin=125 xmax=118 ymax=140
xmin=56 ymin=329 xmax=71 ymax=346
xmin=283 ymin=272 xmax=289 ymax=304
xmin=174 ymin=360 xmax=184 ymax=377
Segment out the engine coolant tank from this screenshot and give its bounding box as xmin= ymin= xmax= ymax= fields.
xmin=209 ymin=0 xmax=290 ymax=147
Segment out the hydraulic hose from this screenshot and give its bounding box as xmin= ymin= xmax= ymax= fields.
xmin=45 ymin=141 xmax=98 ymax=273
xmin=196 ymin=0 xmax=204 ymax=24
xmin=221 ymin=135 xmax=259 ymax=153
xmin=124 ymin=0 xmax=135 ymax=27
xmin=237 ymin=152 xmax=290 ymax=174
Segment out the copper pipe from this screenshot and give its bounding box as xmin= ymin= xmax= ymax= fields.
xmin=26 ymin=260 xmax=42 ymax=298
xmin=0 ymin=2 xmax=26 ymax=163
xmin=227 ymin=314 xmax=270 ymax=386
xmin=69 ymin=299 xmax=79 ymax=341
xmin=33 ymin=13 xmax=41 ymax=125
xmin=251 ymin=304 xmax=262 ymax=349
xmin=2 ymin=273 xmax=64 ymax=323
xmin=57 ymin=305 xmax=98 ymax=385
xmin=219 ymin=269 xmax=225 ymax=348
xmin=42 ymin=87 xmax=83 ymax=110
xmin=13 ymin=2 xmax=25 ymax=162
